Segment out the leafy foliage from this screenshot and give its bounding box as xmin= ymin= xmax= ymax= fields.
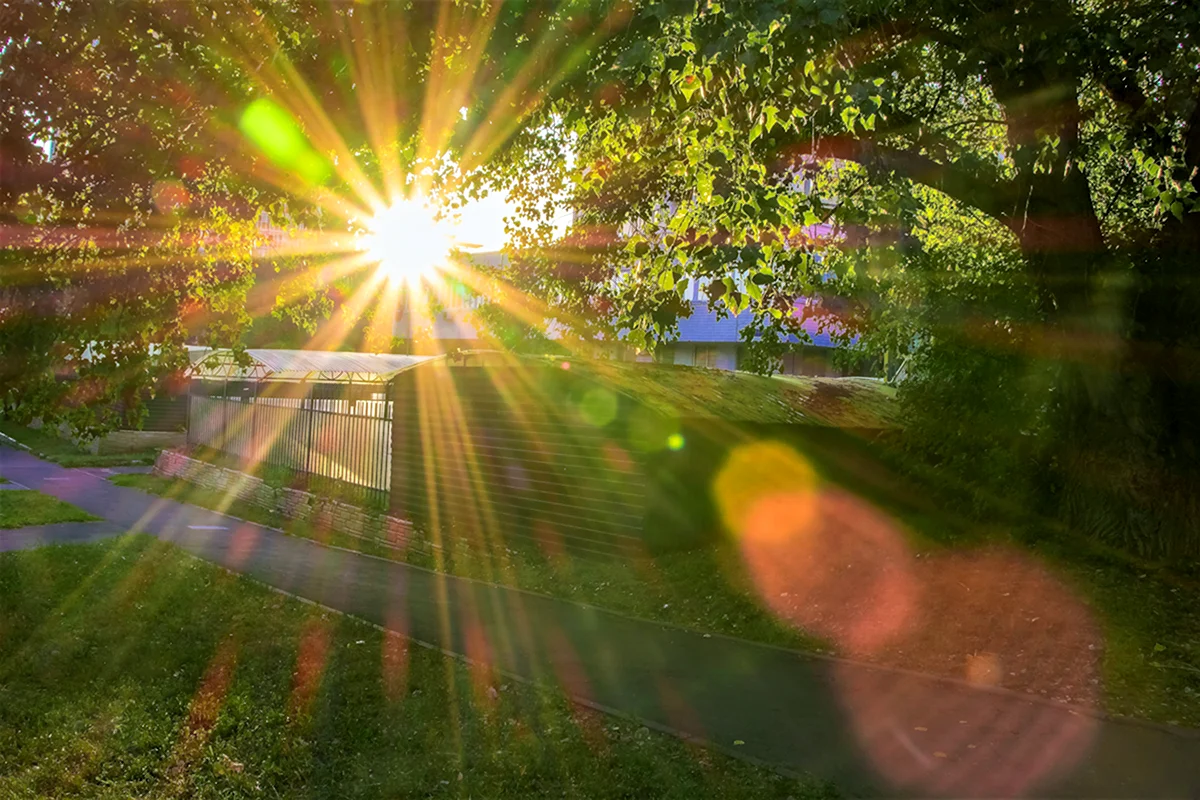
xmin=489 ymin=0 xmax=1200 ymax=555
xmin=5 ymin=0 xmax=1199 ymax=554
xmin=1 ymin=0 xmax=611 ymax=434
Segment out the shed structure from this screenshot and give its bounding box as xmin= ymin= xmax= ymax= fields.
xmin=187 ymin=349 xmax=434 ymax=504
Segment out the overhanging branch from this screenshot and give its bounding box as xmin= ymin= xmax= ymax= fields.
xmin=789 ymin=135 xmax=1015 ymax=228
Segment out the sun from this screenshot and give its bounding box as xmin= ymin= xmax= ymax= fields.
xmin=361 ymin=198 xmax=456 ymax=284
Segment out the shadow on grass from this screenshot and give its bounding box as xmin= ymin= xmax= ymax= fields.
xmin=0 ymin=535 xmax=835 ymax=799
xmin=110 ymin=430 xmax=1200 ymax=730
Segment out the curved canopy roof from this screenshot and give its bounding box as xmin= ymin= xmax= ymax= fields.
xmin=189 ymin=348 xmax=437 ymax=383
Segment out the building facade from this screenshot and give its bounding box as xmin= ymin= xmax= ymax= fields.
xmin=392 ymin=257 xmax=856 ymax=376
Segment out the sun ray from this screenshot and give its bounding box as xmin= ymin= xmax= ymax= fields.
xmin=457 ymin=2 xmax=633 ymax=174
xmin=416 ymin=1 xmax=504 ymax=174
xmin=338 ymin=2 xmax=404 ymax=201
xmin=206 ymin=8 xmax=385 ymax=211
xmin=303 ymin=268 xmax=391 ymax=353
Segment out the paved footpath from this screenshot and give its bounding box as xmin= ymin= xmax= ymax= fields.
xmin=2 ymin=445 xmax=1198 ymax=797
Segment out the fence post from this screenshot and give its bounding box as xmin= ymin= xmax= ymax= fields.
xmin=304 ymin=381 xmax=316 ymax=479
xmin=185 ymin=378 xmax=193 ymax=447
xmin=384 ymin=377 xmax=395 ymax=508
xmin=249 ymin=379 xmax=258 ymax=466
xmin=347 ymin=377 xmax=355 ymax=490
xmin=221 ymin=377 xmax=229 ymax=452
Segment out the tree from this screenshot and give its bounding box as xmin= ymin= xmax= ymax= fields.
xmin=1 ymin=0 xmax=607 ymax=434
xmin=492 ymin=0 xmax=1200 ymax=554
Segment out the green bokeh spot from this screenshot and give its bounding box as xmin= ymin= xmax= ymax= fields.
xmin=239 ymin=98 xmax=331 ymax=185
xmin=579 ymin=387 xmax=618 ymax=427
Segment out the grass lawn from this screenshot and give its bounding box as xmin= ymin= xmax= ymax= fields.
xmin=108 ymin=473 xmax=827 ymax=653
xmin=0 ymin=536 xmax=834 ymax=799
xmin=0 ymin=420 xmax=159 ymax=468
xmin=535 ymin=357 xmax=901 ymax=429
xmin=0 ymin=490 xmax=99 ymax=528
xmin=111 ymin=435 xmax=1200 ymax=730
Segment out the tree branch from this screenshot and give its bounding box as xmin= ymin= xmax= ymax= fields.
xmin=786 ymin=135 xmax=1014 ymax=226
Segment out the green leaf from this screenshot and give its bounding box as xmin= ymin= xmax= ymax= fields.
xmin=659 ymin=270 xmax=677 ymax=291
xmin=763 ymin=105 xmax=779 ymax=132
xmin=680 ymin=73 xmax=700 ymax=101
xmin=840 ymin=105 xmax=859 ymax=132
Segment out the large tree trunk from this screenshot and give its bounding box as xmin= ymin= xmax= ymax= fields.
xmin=1000 ymin=81 xmax=1200 ymax=556
xmin=1111 ymin=105 xmax=1200 ymax=556
xmin=999 ymin=76 xmax=1180 ymax=552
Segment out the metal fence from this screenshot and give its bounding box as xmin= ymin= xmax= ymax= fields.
xmin=187 ymin=383 xmax=393 ymax=499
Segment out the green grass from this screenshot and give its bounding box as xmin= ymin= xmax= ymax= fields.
xmin=0 ymin=536 xmax=835 ymax=799
xmin=0 ymin=420 xmax=158 ymax=468
xmin=532 ymin=356 xmax=900 ymax=428
xmin=108 ymin=473 xmax=828 ymax=653
xmin=0 ymin=490 xmax=99 ymax=529
xmin=1020 ymin=535 xmax=1200 ymax=725
xmin=110 ymin=436 xmax=1200 ymax=730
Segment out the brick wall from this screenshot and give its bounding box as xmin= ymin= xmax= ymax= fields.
xmin=153 ymin=450 xmax=421 ymax=552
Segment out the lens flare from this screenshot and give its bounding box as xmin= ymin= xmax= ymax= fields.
xmin=362 ymin=199 xmax=456 ymax=284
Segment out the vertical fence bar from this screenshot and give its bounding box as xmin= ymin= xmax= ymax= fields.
xmin=347 ymin=377 xmax=355 ymax=492
xmin=249 ymin=379 xmax=258 ymax=467
xmin=304 ymin=381 xmax=315 ymax=481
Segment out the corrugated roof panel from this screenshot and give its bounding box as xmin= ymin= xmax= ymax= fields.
xmin=190 ymin=348 xmax=438 ymax=382
xmin=246 ymin=349 xmax=435 ymax=380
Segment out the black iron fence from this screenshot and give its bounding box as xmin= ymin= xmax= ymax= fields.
xmin=187 ymin=381 xmax=393 ymax=502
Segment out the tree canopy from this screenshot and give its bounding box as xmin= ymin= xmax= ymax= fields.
xmin=3 ymin=0 xmax=1197 ymax=552
xmin=1 ymin=0 xmax=600 ymax=430
xmin=490 ymin=0 xmax=1200 ymax=553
